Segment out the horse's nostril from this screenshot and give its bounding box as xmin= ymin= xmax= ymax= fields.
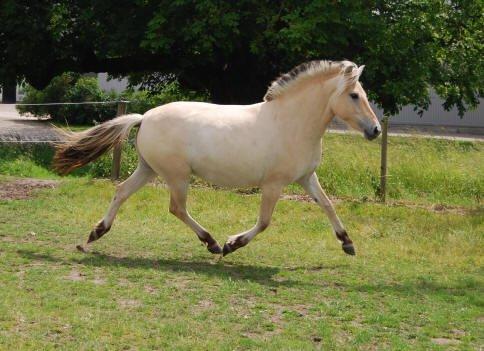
xmin=374 ymin=126 xmax=381 ymax=135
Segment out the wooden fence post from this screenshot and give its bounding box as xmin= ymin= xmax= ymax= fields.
xmin=379 ymin=117 xmax=389 ymax=202
xmin=111 ymin=101 xmax=127 ymax=181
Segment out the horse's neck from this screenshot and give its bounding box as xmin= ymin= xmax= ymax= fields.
xmin=272 ymin=82 xmax=335 ymax=143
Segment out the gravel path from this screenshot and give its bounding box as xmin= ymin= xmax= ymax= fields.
xmin=0 ymin=104 xmax=61 ymax=142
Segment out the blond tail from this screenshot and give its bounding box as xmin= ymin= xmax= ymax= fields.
xmin=53 ymin=114 xmax=144 ymax=175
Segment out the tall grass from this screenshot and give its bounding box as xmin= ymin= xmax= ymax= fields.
xmin=0 ymin=133 xmax=482 ymax=206
xmin=317 ymin=135 xmax=483 ymax=206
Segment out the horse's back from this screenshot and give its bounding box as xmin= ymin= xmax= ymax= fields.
xmin=136 ymin=101 xmax=274 ymax=187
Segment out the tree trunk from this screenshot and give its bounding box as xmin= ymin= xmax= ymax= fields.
xmin=1 ymin=76 xmax=16 ymax=103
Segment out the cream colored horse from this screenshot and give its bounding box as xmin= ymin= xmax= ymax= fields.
xmin=54 ymin=60 xmax=381 ymax=257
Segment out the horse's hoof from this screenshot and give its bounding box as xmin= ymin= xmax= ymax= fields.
xmin=76 ymin=244 xmax=88 ymax=253
xmin=207 ymin=243 xmax=223 ymax=255
xmin=222 ymin=243 xmax=233 ymax=257
xmin=342 ymin=243 xmax=356 ymax=256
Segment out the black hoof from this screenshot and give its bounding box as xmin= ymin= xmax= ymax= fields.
xmin=76 ymin=244 xmax=88 ymax=253
xmin=207 ymin=243 xmax=223 ymax=255
xmin=222 ymin=243 xmax=233 ymax=257
xmin=342 ymin=243 xmax=356 ymax=256
xmin=87 ymin=222 xmax=110 ymax=244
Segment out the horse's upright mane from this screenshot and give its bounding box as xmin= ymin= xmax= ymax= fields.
xmin=263 ymin=60 xmax=361 ymax=102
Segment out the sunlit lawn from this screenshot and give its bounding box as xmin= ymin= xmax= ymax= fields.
xmin=0 ymin=176 xmax=482 ymax=350
xmin=0 ymin=133 xmax=483 ymax=349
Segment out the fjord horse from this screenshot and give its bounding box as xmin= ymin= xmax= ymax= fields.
xmin=54 ymin=60 xmax=381 ymax=257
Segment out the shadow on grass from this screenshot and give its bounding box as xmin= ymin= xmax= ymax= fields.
xmin=16 ymin=250 xmax=480 ymax=304
xmin=17 ymin=249 xmax=338 ymax=289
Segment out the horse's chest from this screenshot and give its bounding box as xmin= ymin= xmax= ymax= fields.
xmin=285 ymin=151 xmax=321 ymax=182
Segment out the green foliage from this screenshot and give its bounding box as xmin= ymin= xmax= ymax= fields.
xmin=17 ymin=73 xmax=117 ymax=124
xmin=17 ymin=75 xmax=207 ymax=124
xmin=0 ymin=143 xmax=56 ymax=179
xmin=1 ymin=1 xmax=481 ymax=113
xmin=0 ymin=139 xmax=138 ymax=180
xmin=120 ymin=81 xmax=209 ymax=115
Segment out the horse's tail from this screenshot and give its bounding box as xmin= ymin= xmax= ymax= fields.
xmin=53 ymin=113 xmax=144 ymax=175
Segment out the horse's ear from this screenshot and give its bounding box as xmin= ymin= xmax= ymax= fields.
xmin=344 ymin=65 xmax=354 ymax=75
xmin=357 ymin=65 xmax=365 ymax=77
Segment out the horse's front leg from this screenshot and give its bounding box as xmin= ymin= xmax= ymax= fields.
xmin=297 ymin=172 xmax=355 ymax=255
xmin=222 ymin=184 xmax=283 ymax=256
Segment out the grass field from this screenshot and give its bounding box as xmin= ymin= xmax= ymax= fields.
xmin=1 ymin=133 xmax=482 ymax=206
xmin=0 ymin=133 xmax=483 ymax=350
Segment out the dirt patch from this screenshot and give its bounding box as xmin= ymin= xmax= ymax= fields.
xmin=118 ymin=299 xmax=142 ymax=308
xmin=64 ymin=269 xmax=85 ymax=282
xmin=0 ymin=179 xmax=58 ymax=200
xmin=450 ymin=329 xmax=466 ymax=338
xmin=92 ymin=277 xmax=106 ymax=285
xmin=144 ymin=285 xmax=158 ymax=294
xmin=196 ymin=299 xmax=215 ymax=310
xmin=431 ymin=337 xmax=460 ymax=345
xmin=280 ymin=193 xmax=346 ymax=204
xmin=280 ymin=194 xmax=316 ymax=203
xmin=280 ymin=192 xmax=475 ymax=215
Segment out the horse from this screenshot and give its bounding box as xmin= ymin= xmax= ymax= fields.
xmin=54 ymin=59 xmax=381 ymax=257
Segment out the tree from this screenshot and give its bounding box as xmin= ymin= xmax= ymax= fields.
xmin=1 ymin=0 xmax=482 ymax=114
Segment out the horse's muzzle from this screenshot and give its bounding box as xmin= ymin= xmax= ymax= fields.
xmin=364 ymin=125 xmax=381 ymax=140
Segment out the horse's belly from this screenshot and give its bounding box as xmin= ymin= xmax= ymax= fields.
xmin=190 ymin=155 xmax=265 ymax=188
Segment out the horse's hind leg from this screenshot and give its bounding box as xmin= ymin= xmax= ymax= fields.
xmin=87 ymin=160 xmax=156 ymax=243
xmin=166 ymin=177 xmax=222 ymax=255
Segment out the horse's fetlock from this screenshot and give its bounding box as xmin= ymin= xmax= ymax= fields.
xmin=336 ymin=230 xmax=352 ymax=244
xmin=259 ymin=221 xmax=270 ymax=231
xmin=87 ymin=220 xmax=111 ymax=243
xmin=169 ymin=205 xmax=183 ymax=218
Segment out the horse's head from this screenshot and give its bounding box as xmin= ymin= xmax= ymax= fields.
xmin=329 ymin=64 xmax=381 ymax=140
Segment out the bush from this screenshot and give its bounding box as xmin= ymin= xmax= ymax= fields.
xmin=121 ymin=81 xmax=209 ymax=114
xmin=17 ymin=74 xmax=209 ymax=125
xmin=18 ymin=73 xmax=117 ymax=125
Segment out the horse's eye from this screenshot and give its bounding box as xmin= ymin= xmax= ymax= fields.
xmin=350 ymin=93 xmax=359 ymax=100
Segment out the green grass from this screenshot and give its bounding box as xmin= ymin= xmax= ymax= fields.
xmin=0 ymin=141 xmax=139 ymax=180
xmin=0 ymin=178 xmax=482 ymax=350
xmin=316 ymin=135 xmax=483 ymax=206
xmin=0 ymin=133 xmax=483 ymax=349
xmin=1 ymin=133 xmax=482 ymax=206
